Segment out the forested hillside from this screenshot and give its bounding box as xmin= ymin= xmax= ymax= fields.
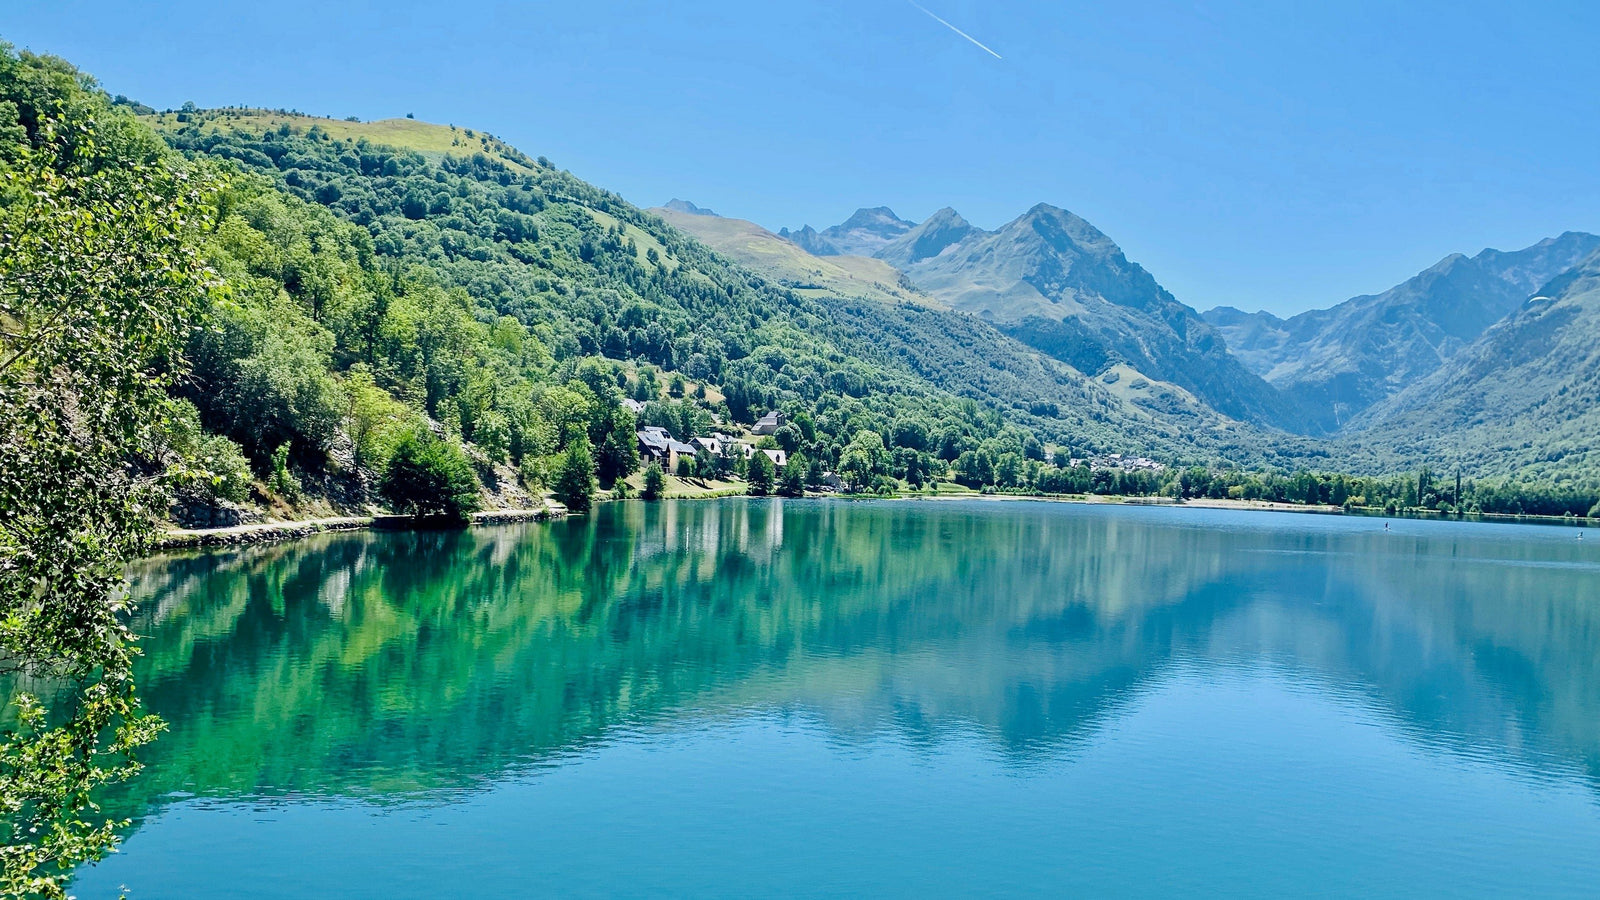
xmin=142 ymin=102 xmax=1332 ymax=501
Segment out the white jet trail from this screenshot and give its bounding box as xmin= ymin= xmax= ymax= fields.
xmin=906 ymin=0 xmax=1003 ymax=59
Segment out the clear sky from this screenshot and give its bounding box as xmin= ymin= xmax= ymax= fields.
xmin=5 ymin=0 xmax=1599 ymax=316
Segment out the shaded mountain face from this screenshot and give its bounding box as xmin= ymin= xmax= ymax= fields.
xmin=662 ymin=198 xmax=718 ymax=217
xmin=777 ymin=224 xmax=838 ymax=256
xmin=782 ymin=206 xmax=915 ymax=257
xmin=1206 ymin=232 xmax=1600 ymax=431
xmin=876 ymin=207 xmax=979 ymax=268
xmin=1337 ymin=249 xmax=1600 ymax=479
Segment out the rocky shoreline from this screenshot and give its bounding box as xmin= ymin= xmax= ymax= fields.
xmin=156 ymin=505 xmax=565 ymax=552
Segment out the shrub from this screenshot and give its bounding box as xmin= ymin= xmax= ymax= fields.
xmin=161 ymin=400 xmax=254 ymax=504
xmin=642 ymin=463 xmax=666 ymax=501
xmin=379 ymin=429 xmax=481 ymax=521
xmin=197 ymin=433 xmax=254 ymax=503
xmin=518 ymin=455 xmax=551 ymax=493
xmin=268 ymin=442 xmax=300 ymax=499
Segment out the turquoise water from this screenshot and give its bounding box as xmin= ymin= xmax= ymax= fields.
xmin=75 ymin=500 xmax=1600 ymax=897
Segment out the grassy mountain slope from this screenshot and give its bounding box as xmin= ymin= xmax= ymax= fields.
xmin=1206 ymin=232 xmax=1600 ymax=431
xmin=1336 ymin=250 xmax=1600 ymax=479
xmin=653 ymin=205 xmax=935 ymax=307
xmin=145 ymin=109 xmax=535 ymax=170
xmin=661 ymin=202 xmax=1317 ymax=462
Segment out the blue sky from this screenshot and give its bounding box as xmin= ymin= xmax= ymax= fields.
xmin=5 ymin=0 xmax=1599 ymax=316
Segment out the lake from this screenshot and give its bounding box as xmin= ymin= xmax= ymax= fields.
xmin=74 ymin=499 xmax=1600 ymax=898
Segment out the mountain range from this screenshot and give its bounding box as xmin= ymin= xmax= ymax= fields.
xmin=667 ymin=201 xmax=1600 ymax=478
xmin=748 ymin=203 xmax=1307 ymax=431
xmin=1205 ymin=232 xmax=1600 ymax=431
xmin=1340 ymin=251 xmax=1600 ymax=479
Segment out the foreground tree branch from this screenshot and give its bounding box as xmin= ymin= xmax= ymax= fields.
xmin=0 ymin=106 xmax=216 ymax=898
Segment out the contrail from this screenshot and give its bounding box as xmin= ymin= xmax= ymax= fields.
xmin=906 ymin=0 xmax=1003 ymax=59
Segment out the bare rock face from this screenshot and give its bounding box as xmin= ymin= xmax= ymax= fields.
xmin=171 ymin=498 xmax=263 ymax=530
xmin=299 ymin=429 xmax=376 ymax=512
xmin=464 ymin=444 xmax=536 ymax=509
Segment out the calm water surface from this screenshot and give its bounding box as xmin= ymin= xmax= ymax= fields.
xmin=74 ymin=500 xmax=1600 ymax=897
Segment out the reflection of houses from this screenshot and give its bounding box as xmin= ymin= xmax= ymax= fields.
xmin=638 ymin=426 xmax=697 ymax=470
xmin=751 ymin=410 xmax=787 ymax=436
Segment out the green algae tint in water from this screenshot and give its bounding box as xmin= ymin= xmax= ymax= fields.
xmin=74 ymin=500 xmax=1600 ymax=898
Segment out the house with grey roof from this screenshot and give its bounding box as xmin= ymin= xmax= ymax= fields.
xmin=638 ymin=427 xmax=697 ymax=470
xmin=751 ymin=410 xmax=787 ymax=436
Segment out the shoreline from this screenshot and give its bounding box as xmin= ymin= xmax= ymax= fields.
xmin=153 ymin=490 xmax=1595 ymax=556
xmin=155 ymin=506 xmax=563 ymax=552
xmin=912 ymin=490 xmax=1596 ymax=528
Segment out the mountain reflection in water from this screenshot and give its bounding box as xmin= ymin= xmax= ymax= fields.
xmin=114 ymin=499 xmax=1600 ymax=811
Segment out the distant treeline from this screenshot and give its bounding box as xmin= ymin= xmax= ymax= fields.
xmin=1008 ymin=461 xmax=1598 ymax=519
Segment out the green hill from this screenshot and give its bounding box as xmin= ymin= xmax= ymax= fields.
xmin=146 ymin=103 xmax=1327 ymax=471
xmin=143 ymin=109 xmax=538 ymax=171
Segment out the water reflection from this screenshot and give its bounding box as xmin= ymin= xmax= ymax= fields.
xmin=116 ymin=499 xmax=1600 ymax=818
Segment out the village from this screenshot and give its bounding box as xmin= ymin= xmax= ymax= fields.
xmin=623 ymin=397 xmax=1168 ymax=499
xmin=624 ymin=406 xmax=850 ymax=491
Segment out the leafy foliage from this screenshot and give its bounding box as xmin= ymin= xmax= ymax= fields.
xmin=0 ymin=45 xmax=212 ymax=897
xmin=746 ymin=450 xmax=774 ymax=497
xmin=379 ymin=428 xmax=482 ymax=521
xmin=552 ymin=440 xmax=596 ymax=512
xmin=641 ymin=463 xmax=666 ymax=501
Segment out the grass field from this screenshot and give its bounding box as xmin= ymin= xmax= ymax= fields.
xmin=142 ymin=109 xmax=537 ymax=171
xmin=618 ymin=472 xmax=748 ymax=499
xmin=652 ymin=207 xmax=945 ymax=308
